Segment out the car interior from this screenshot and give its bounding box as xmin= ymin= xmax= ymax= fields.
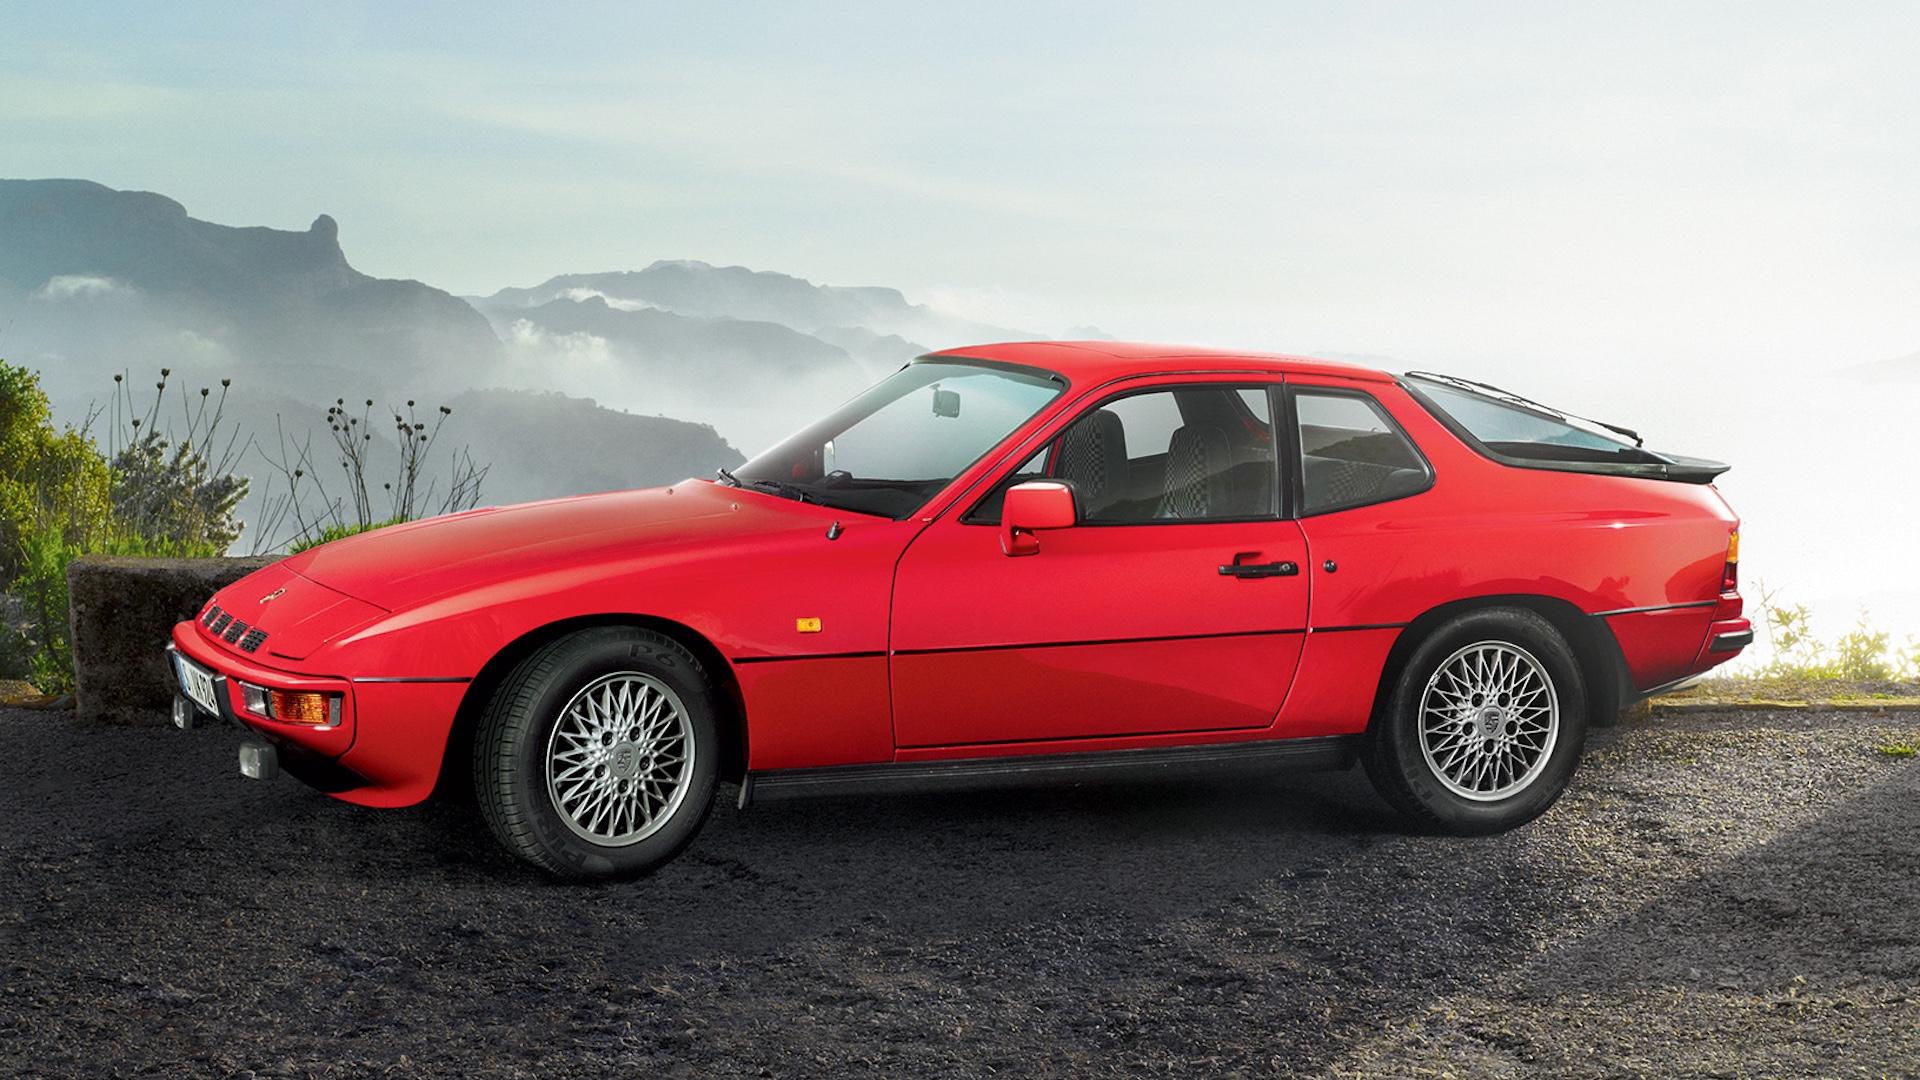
xmin=1297 ymin=424 xmax=1428 ymax=512
xmin=973 ymin=387 xmax=1279 ymax=523
xmin=971 ymin=385 xmax=1434 ymax=524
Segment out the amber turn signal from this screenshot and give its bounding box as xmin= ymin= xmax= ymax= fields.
xmin=269 ymin=690 xmax=339 ymax=726
xmin=1722 ymin=530 xmax=1740 ymax=592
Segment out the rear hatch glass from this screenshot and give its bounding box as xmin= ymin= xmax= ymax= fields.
xmin=1404 ymin=373 xmax=1728 ymax=483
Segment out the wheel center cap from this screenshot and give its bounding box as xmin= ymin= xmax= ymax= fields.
xmin=1476 ymin=706 xmax=1505 ymax=738
xmin=609 ymin=742 xmax=642 ymax=780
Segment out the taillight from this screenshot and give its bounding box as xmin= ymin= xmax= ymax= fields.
xmin=1722 ymin=530 xmax=1739 ymax=592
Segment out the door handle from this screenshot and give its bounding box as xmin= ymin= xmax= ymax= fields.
xmin=1218 ymin=552 xmax=1299 ymax=579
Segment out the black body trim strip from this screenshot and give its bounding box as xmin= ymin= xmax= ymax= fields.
xmin=1309 ymin=622 xmax=1407 ymax=634
xmin=891 ymin=627 xmax=1305 ymax=657
xmin=1709 ymin=629 xmax=1755 ymax=653
xmin=738 ymin=628 xmax=1318 ymax=665
xmin=732 ymin=650 xmax=888 ymax=665
xmin=1592 ymin=600 xmax=1718 ymax=617
xmin=350 ymin=676 xmax=474 ymax=684
xmin=746 ymin=735 xmax=1359 ymax=803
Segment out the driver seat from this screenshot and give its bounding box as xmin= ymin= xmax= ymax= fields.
xmin=1056 ymin=408 xmax=1128 ymax=519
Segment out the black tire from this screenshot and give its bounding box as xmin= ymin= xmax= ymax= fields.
xmin=473 ymin=626 xmax=719 ymax=880
xmin=1362 ymin=607 xmax=1587 ymax=835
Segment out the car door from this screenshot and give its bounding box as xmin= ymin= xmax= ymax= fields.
xmin=888 ymin=377 xmax=1310 ymax=749
xmin=1269 ymin=375 xmax=1440 ymax=737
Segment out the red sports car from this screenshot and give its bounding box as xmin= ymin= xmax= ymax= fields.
xmin=169 ymin=343 xmax=1749 ymax=879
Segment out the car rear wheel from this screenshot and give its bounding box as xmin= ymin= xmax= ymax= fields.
xmin=474 ymin=626 xmax=719 ymax=880
xmin=1362 ymin=607 xmax=1587 ymax=834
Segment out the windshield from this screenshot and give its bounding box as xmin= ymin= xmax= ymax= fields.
xmin=1405 ymin=374 xmax=1664 ymax=464
xmin=729 ymin=360 xmax=1065 ymax=518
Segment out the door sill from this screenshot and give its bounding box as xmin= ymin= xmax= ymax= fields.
xmin=741 ymin=735 xmax=1358 ymax=807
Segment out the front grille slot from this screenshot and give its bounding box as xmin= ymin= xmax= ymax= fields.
xmin=202 ymin=604 xmax=223 ymax=628
xmin=223 ymin=619 xmax=249 ymax=644
xmin=209 ymin=612 xmax=233 ymax=635
xmin=239 ymin=628 xmax=268 ymax=653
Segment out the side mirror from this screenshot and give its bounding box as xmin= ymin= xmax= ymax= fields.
xmin=1000 ymin=481 xmax=1077 ymax=557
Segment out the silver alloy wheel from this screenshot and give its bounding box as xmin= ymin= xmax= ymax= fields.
xmin=1417 ymin=640 xmax=1560 ymax=802
xmin=545 ymin=672 xmax=695 ymax=846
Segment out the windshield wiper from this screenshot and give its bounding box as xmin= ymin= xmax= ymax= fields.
xmin=718 ymin=467 xmax=827 ymax=505
xmin=744 ymin=478 xmax=821 ymax=505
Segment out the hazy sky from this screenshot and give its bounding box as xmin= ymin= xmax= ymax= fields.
xmin=5 ymin=2 xmax=1919 ymax=374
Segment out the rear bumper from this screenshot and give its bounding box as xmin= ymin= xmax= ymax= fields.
xmin=1707 ymin=622 xmax=1754 ymax=654
xmin=1603 ymin=593 xmax=1750 ymax=693
xmin=169 ymin=621 xmax=468 ymax=807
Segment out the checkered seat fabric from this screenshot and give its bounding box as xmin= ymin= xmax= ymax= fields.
xmin=1155 ymin=425 xmax=1234 ymax=519
xmin=1057 ymin=408 xmax=1128 ymax=518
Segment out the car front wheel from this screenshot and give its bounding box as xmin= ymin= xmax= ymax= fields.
xmin=474 ymin=626 xmax=719 ymax=879
xmin=1362 ymin=607 xmax=1587 ymax=834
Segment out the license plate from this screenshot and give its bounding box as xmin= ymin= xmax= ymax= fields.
xmin=175 ymin=654 xmax=221 ymax=716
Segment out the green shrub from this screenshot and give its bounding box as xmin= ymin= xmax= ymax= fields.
xmin=1 ymin=520 xmax=82 ymax=693
xmin=0 ymin=520 xmax=223 ymax=695
xmin=0 ymin=364 xmax=113 ymax=580
xmin=255 ymin=397 xmax=484 ymax=552
xmin=288 ymin=515 xmax=407 ymax=554
xmin=1833 ymin=616 xmax=1895 ymax=681
xmin=106 ymin=371 xmax=248 ymax=553
xmin=0 ymin=362 xmax=244 ymax=693
xmin=1752 ymin=583 xmax=1919 ymax=682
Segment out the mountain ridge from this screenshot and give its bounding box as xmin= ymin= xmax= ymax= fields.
xmin=483 ymin=260 xmax=1029 ymax=346
xmin=0 ymin=176 xmax=1079 ymax=513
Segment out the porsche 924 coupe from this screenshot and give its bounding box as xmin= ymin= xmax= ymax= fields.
xmin=169 ymin=342 xmax=1750 ymax=879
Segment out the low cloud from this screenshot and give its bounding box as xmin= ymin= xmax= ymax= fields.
xmin=505 ymin=318 xmax=617 ymax=370
xmin=555 ymin=287 xmax=656 ymax=312
xmin=33 ymin=274 xmax=137 ymax=301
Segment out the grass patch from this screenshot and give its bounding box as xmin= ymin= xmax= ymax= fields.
xmin=1657 ymin=674 xmax=1920 ymax=705
xmin=1875 ymin=742 xmax=1917 ymax=759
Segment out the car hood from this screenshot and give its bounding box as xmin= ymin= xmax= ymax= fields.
xmin=281 ymin=481 xmax=831 ymax=611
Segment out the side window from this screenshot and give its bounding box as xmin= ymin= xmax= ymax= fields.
xmin=970 ymin=385 xmax=1280 ymax=524
xmin=1294 ymin=390 xmax=1430 ymax=515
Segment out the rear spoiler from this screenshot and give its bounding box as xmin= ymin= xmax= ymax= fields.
xmin=1482 ymin=453 xmax=1731 ymax=485
xmin=1647 ymin=453 xmax=1732 ymax=484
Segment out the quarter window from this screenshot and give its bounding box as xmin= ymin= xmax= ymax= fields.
xmin=1294 ymin=391 xmax=1430 ymax=514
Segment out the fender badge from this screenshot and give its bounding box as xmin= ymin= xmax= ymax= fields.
xmin=259 ymin=588 xmax=286 ymax=604
xmin=795 ymin=617 xmax=822 ymax=633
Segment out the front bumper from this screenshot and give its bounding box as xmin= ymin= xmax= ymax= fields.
xmin=169 ymin=624 xmax=357 ymax=757
xmin=169 ymin=621 xmax=469 ymax=807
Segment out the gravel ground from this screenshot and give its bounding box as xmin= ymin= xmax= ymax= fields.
xmin=2 ymin=707 xmax=1917 ymax=1079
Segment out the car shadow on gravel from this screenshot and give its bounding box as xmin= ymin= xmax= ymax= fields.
xmin=1332 ymin=754 xmax=1920 ymax=1076
xmin=396 ymin=757 xmax=1408 ymax=943
xmin=0 ymin=714 xmax=1642 ymax=1076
